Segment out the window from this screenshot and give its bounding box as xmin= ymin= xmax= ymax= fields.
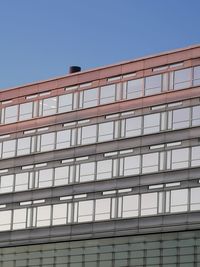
xmin=97 ymin=160 xmax=112 ymax=180
xmin=56 ymin=130 xmax=71 ymax=149
xmin=193 ymin=66 xmax=200 ymax=86
xmin=58 ymin=94 xmax=73 ymax=113
xmin=142 ymin=153 xmax=159 ymax=173
xmin=172 ymin=108 xmax=190 ymax=129
xmin=82 ymin=88 xmax=98 ymax=108
xmin=4 ymin=105 xmax=18 ymax=123
xmin=38 ymin=169 xmax=53 ymax=188
xmin=36 ymin=206 xmax=51 ymax=227
xmin=40 ymin=133 xmax=55 ymax=152
xmin=125 ymin=78 xmax=143 ymax=99
xmin=13 ymin=209 xmax=27 ymax=230
xmin=171 ymin=148 xmax=189 ymax=169
xmin=19 ymin=102 xmax=33 ymax=121
xmin=42 ymin=97 xmax=57 ymax=116
xmin=191 ymin=146 xmax=200 ymax=167
xmin=124 ymin=117 xmax=142 ymax=137
xmin=98 ymin=122 xmax=114 ymax=142
xmin=15 ymin=172 xmax=29 ymax=192
xmin=17 ymin=137 xmax=31 ymax=156
xmin=100 ymin=85 xmax=116 ymax=104
xmin=0 ymin=174 xmax=14 ymax=193
xmin=95 ymin=198 xmax=111 ymax=220
xmin=2 ymin=140 xmax=16 ymax=158
xmin=143 ymin=113 xmax=160 ymax=134
xmin=145 ymin=75 xmax=162 ymax=95
xmin=81 ymin=125 xmax=97 ymax=145
xmin=122 ymin=195 xmax=139 ymax=217
xmin=52 ymin=203 xmax=68 ymax=225
xmin=123 ymin=155 xmax=140 ymax=176
xmin=0 ymin=210 xmax=11 ymax=231
xmin=192 ymin=106 xmax=200 ymax=126
xmin=173 ymin=68 xmax=192 ymax=90
xmin=78 ymin=200 xmax=93 ymax=222
xmin=170 ymin=189 xmax=188 ymax=212
xmin=54 ymin=166 xmax=70 ymax=186
xmin=141 ymin=192 xmax=158 ymax=216
xmin=79 ymin=162 xmax=95 ymax=182
xmin=190 ymin=187 xmax=200 ymax=211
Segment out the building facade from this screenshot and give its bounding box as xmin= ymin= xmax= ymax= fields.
xmin=0 ymin=45 xmax=200 ymax=266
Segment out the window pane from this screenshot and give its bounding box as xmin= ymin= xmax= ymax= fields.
xmin=125 ymin=117 xmax=142 ymax=137
xmin=2 ymin=140 xmax=16 ymax=158
xmin=38 ymin=169 xmax=53 ymax=188
xmin=15 ymin=172 xmax=29 ymax=192
xmin=98 ymin=122 xmax=114 ymax=142
xmin=95 ymin=198 xmax=111 ymax=221
xmin=54 ymin=166 xmax=69 ymax=186
xmin=191 ymin=146 xmax=200 ymax=167
xmin=145 ymin=75 xmax=162 ymax=95
xmin=17 ymin=137 xmax=31 ymax=156
xmin=174 ymin=68 xmax=192 ymax=90
xmin=19 ymin=102 xmax=33 ymax=121
xmin=124 ymin=155 xmax=140 ymax=175
xmin=122 ymin=195 xmax=139 ymax=217
xmin=141 ymin=192 xmax=158 ymax=216
xmin=170 ymin=189 xmax=188 ymax=212
xmin=126 ymin=78 xmax=143 ymax=99
xmin=4 ymin=105 xmax=18 ymax=123
xmin=193 ymin=66 xmax=200 ymax=86
xmin=0 ymin=174 xmax=14 ymax=193
xmin=83 ymin=88 xmax=98 ymax=108
xmin=56 ymin=130 xmax=71 ymax=149
xmin=58 ymin=94 xmax=73 ymax=113
xmin=43 ymin=97 xmax=57 ymax=116
xmin=190 ymin=187 xmax=200 ymax=211
xmin=143 ymin=113 xmax=160 ymax=134
xmin=13 ymin=209 xmax=27 ymax=230
xmin=100 ymin=85 xmax=116 ymax=104
xmin=81 ymin=125 xmax=97 ymax=144
xmin=36 ymin=206 xmax=51 ymax=227
xmin=40 ymin=133 xmax=55 ymax=152
xmin=78 ymin=200 xmax=93 ymax=222
xmin=142 ymin=153 xmax=159 ymax=173
xmin=192 ymin=106 xmax=200 ymax=126
xmin=171 ymin=148 xmax=189 ymax=169
xmin=0 ymin=210 xmax=11 ymax=231
xmin=79 ymin=162 xmax=95 ymax=182
xmin=97 ymin=160 xmax=112 ymax=180
xmin=172 ymin=108 xmax=190 ymax=129
xmin=53 ymin=203 xmax=67 ymax=225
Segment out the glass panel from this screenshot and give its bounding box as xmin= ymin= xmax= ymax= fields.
xmin=95 ymin=198 xmax=111 ymax=221
xmin=97 ymin=160 xmax=112 ymax=180
xmin=0 ymin=210 xmax=11 ymax=231
xmin=53 ymin=203 xmax=67 ymax=225
xmin=54 ymin=166 xmax=69 ymax=186
xmin=145 ymin=74 xmax=162 ymax=95
xmin=174 ymin=68 xmax=192 ymax=90
xmin=15 ymin=172 xmax=29 ymax=192
xmin=190 ymin=187 xmax=200 ymax=211
xmin=19 ymin=102 xmax=33 ymax=121
xmin=141 ymin=192 xmax=158 ymax=215
xmin=126 ymin=78 xmax=143 ymax=99
xmin=17 ymin=137 xmax=31 ymax=156
xmin=170 ymin=189 xmax=188 ymax=212
xmin=171 ymin=148 xmax=189 ymax=169
xmin=143 ymin=113 xmax=160 ymax=134
xmin=78 ymin=200 xmax=93 ymax=222
xmin=36 ymin=206 xmax=51 ymax=227
xmin=193 ymin=66 xmax=200 ymax=86
xmin=81 ymin=125 xmax=97 ymax=144
xmin=100 ymin=85 xmax=116 ymax=104
xmin=124 ymin=155 xmax=140 ymax=175
xmin=191 ymin=146 xmax=200 ymax=167
xmin=122 ymin=195 xmax=139 ymax=217
xmin=38 ymin=169 xmax=53 ymax=188
xmin=98 ymin=122 xmax=114 ymax=142
xmin=13 ymin=209 xmax=27 ymax=229
xmin=125 ymin=117 xmax=142 ymax=137
xmin=0 ymin=174 xmax=14 ymax=193
xmin=172 ymin=108 xmax=190 ymax=129
xmin=192 ymin=106 xmax=200 ymax=126
xmin=4 ymin=105 xmax=18 ymax=123
xmin=79 ymin=162 xmax=95 ymax=182
xmin=142 ymin=153 xmax=159 ymax=173
xmin=56 ymin=130 xmax=71 ymax=149
xmin=40 ymin=133 xmax=55 ymax=152
xmin=2 ymin=140 xmax=16 ymax=158
xmin=83 ymin=88 xmax=98 ymax=108
xmin=58 ymin=94 xmax=73 ymax=113
xmin=42 ymin=97 xmax=57 ymax=116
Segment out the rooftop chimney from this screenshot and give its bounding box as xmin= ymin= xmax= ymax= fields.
xmin=69 ymin=66 xmax=81 ymax=74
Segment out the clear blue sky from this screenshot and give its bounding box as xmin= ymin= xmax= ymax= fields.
xmin=0 ymin=0 xmax=200 ymax=90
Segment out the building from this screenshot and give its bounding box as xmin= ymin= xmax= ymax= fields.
xmin=0 ymin=45 xmax=200 ymax=267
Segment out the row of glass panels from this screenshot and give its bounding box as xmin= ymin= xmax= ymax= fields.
xmin=0 ymin=145 xmax=199 ymax=194
xmin=0 ymin=186 xmax=199 ymax=232
xmin=1 ymin=65 xmax=200 ymax=125
xmin=0 ymin=104 xmax=199 ymax=159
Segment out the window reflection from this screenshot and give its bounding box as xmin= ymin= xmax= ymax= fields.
xmin=145 ymin=75 xmax=162 ymax=96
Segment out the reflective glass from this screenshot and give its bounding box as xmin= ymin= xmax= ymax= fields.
xmin=190 ymin=187 xmax=200 ymax=211
xmin=81 ymin=125 xmax=97 ymax=144
xmin=13 ymin=209 xmax=27 ymax=229
xmin=100 ymin=85 xmax=116 ymax=104
xmin=126 ymin=78 xmax=143 ymax=99
xmin=53 ymin=204 xmax=67 ymax=225
xmin=192 ymin=106 xmax=200 ymax=126
xmin=2 ymin=140 xmax=16 ymax=158
xmin=193 ymin=66 xmax=200 ymax=86
xmin=4 ymin=105 xmax=18 ymax=123
xmin=124 ymin=155 xmax=140 ymax=175
xmin=191 ymin=146 xmax=200 ymax=167
xmin=38 ymin=169 xmax=53 ymax=188
xmin=174 ymin=68 xmax=192 ymax=90
xmin=141 ymin=193 xmax=158 ymax=215
xmin=83 ymin=88 xmax=98 ymax=108
xmin=170 ymin=189 xmax=188 ymax=212
xmin=97 ymin=160 xmax=112 ymax=180
xmin=54 ymin=166 xmax=69 ymax=186
xmin=36 ymin=206 xmax=51 ymax=227
xmin=40 ymin=133 xmax=55 ymax=152
xmin=171 ymin=148 xmax=189 ymax=169
xmin=0 ymin=174 xmax=14 ymax=193
xmin=145 ymin=75 xmax=162 ymax=95
xmin=95 ymin=198 xmax=111 ymax=220
xmin=142 ymin=153 xmax=159 ymax=173
xmin=17 ymin=137 xmax=31 ymax=155
xmin=56 ymin=130 xmax=71 ymax=149
xmin=79 ymin=162 xmax=95 ymax=182
xmin=78 ymin=200 xmax=93 ymax=222
xmin=143 ymin=113 xmax=160 ymax=134
xmin=98 ymin=122 xmax=114 ymax=142
xmin=122 ymin=195 xmax=139 ymax=217
xmin=19 ymin=102 xmax=33 ymax=121
xmin=172 ymin=108 xmax=190 ymax=129
xmin=43 ymin=97 xmax=57 ymax=115
xmin=15 ymin=172 xmax=29 ymax=192
xmin=0 ymin=210 xmax=11 ymax=231
xmin=58 ymin=94 xmax=73 ymax=113
xmin=125 ymin=117 xmax=142 ymax=137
